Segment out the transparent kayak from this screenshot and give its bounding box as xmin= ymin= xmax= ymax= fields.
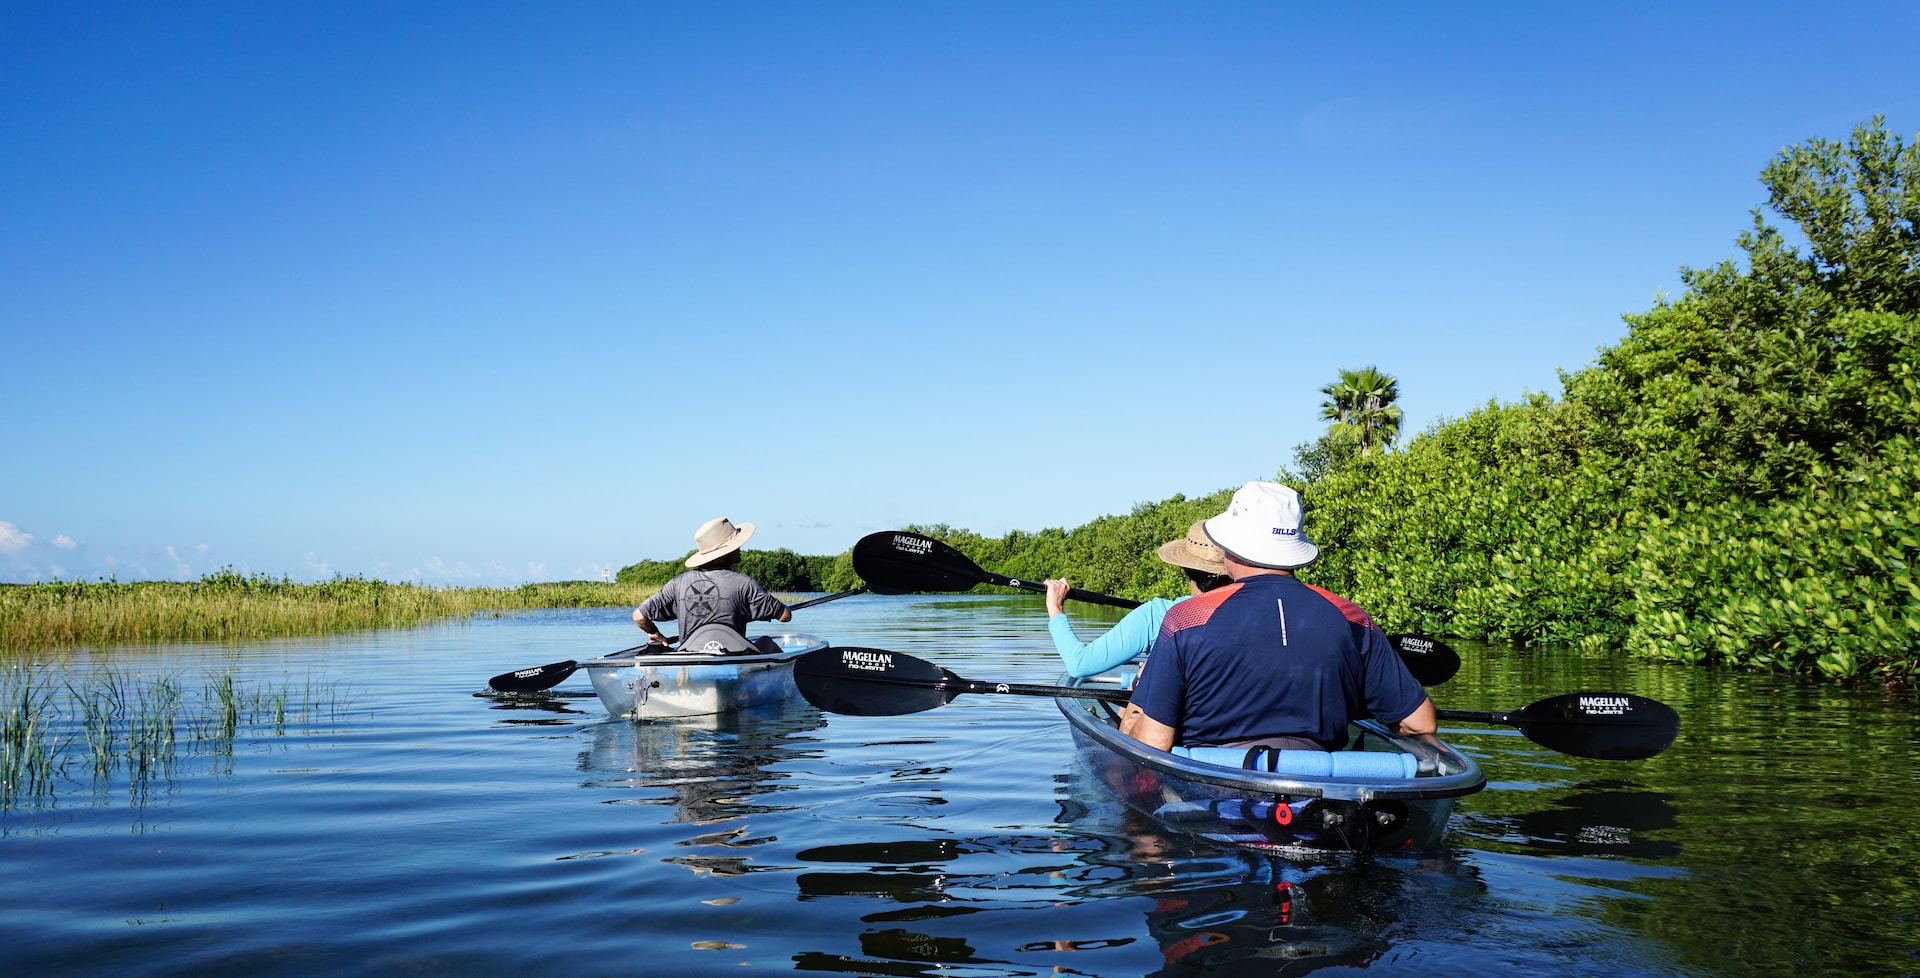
xmin=581 ymin=631 xmax=829 ymax=720
xmin=1056 ymin=669 xmax=1485 ymax=854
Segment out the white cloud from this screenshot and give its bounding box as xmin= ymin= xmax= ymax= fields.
xmin=422 ymin=557 xmax=486 ymax=581
xmin=0 ymin=522 xmax=33 ymax=554
xmin=527 ymin=562 xmax=547 ymax=579
xmin=195 ymin=543 xmax=209 ymax=555
xmin=53 ymin=534 xmax=77 ymax=549
xmin=304 ymin=552 xmax=332 ymax=579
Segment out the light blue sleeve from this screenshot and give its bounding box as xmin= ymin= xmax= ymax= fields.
xmin=1047 ymin=597 xmax=1179 ymax=678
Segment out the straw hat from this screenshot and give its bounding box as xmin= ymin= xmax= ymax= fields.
xmin=1202 ymin=482 xmax=1319 ymax=570
xmin=686 ymin=517 xmax=756 ymax=568
xmin=1155 ymin=521 xmax=1228 ymax=575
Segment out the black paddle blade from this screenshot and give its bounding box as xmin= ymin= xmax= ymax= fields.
xmin=1509 ymin=692 xmax=1679 ymax=761
xmin=488 ymin=659 xmax=579 ymax=693
xmin=851 ymin=531 xmax=986 ymax=595
xmin=791 ymin=646 xmax=963 ymax=716
xmin=1387 ymin=633 xmax=1461 ymax=686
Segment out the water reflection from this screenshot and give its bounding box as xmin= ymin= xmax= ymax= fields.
xmin=1053 ymin=788 xmax=1447 ymax=977
xmin=1487 ymin=780 xmax=1682 ymax=860
xmin=1069 ymin=751 xmax=1575 ymax=978
xmin=477 ymin=688 xmax=597 ymax=725
xmin=786 ymin=810 xmax=1467 ymax=976
xmin=572 ymin=699 xmax=827 ymax=875
xmin=790 ymin=827 xmax=1126 ymax=973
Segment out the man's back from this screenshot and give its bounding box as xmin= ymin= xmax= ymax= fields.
xmin=639 ymin=568 xmax=785 ymax=638
xmin=1129 ymin=574 xmax=1425 ymax=749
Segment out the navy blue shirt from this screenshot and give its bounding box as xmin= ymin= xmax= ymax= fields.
xmin=1129 ymin=574 xmax=1426 ymax=748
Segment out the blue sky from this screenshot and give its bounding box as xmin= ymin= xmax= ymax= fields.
xmin=4 ymin=2 xmax=1916 ymax=586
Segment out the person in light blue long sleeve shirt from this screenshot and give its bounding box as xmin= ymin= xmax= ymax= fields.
xmin=1045 ymin=521 xmax=1232 ymax=678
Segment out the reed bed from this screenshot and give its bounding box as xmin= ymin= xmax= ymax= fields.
xmin=0 ymin=571 xmax=658 ymax=652
xmin=2 ymin=662 xmax=354 ymax=810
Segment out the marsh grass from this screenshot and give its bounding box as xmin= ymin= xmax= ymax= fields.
xmin=0 ymin=570 xmax=658 ymax=652
xmin=1 ymin=662 xmax=354 ymax=810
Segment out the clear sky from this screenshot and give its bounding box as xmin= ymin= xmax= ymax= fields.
xmin=4 ymin=2 xmax=1916 ymax=585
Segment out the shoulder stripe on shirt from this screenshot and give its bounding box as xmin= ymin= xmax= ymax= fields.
xmin=1158 ymin=582 xmax=1242 ymax=638
xmin=1304 ymin=583 xmax=1378 ymax=630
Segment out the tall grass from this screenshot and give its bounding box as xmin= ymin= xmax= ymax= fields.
xmin=1 ymin=662 xmax=353 ymax=810
xmin=0 ymin=570 xmax=658 ymax=652
xmin=1 ymin=665 xmax=58 ymax=805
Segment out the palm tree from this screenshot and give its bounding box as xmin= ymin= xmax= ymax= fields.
xmin=1318 ymin=366 xmax=1402 ymax=456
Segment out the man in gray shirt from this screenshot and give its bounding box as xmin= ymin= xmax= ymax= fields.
xmin=633 ymin=517 xmax=791 ymax=646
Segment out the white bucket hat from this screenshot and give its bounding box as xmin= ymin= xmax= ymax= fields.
xmin=687 ymin=517 xmax=756 ymax=568
xmin=1202 ymin=482 xmax=1318 ymax=570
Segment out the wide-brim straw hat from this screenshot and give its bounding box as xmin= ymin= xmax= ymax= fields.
xmin=686 ymin=517 xmax=756 ymax=568
xmin=1155 ymin=520 xmax=1228 ymax=575
xmin=1202 ymin=481 xmax=1319 ymax=570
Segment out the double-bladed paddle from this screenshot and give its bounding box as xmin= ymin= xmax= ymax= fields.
xmin=486 ymin=585 xmax=871 ymax=693
xmin=791 ymin=646 xmax=1678 ymax=761
xmin=850 ymin=530 xmax=1463 ymax=686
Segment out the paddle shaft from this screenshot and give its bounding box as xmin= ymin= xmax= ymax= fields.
xmin=928 ymin=676 xmax=1129 ymax=704
xmin=1435 ymin=708 xmax=1510 ymax=725
xmin=787 ymin=585 xmax=869 ymax=611
xmin=988 ymin=574 xmax=1137 ymax=609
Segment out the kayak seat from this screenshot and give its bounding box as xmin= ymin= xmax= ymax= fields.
xmin=677 ymin=623 xmax=760 ymax=655
xmin=1173 ymin=746 xmax=1419 ymax=780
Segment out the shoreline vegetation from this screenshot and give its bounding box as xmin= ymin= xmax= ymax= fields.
xmin=0 ymin=572 xmax=660 ymax=653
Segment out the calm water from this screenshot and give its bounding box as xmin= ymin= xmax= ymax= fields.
xmin=3 ymin=596 xmax=1916 ymax=977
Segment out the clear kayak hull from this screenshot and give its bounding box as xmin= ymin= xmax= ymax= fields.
xmin=1056 ymin=672 xmax=1485 ymax=855
xmin=581 ymin=632 xmax=829 ymax=720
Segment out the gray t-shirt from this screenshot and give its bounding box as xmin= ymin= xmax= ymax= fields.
xmin=639 ymin=568 xmax=788 ymax=638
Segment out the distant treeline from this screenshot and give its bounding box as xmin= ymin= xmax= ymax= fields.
xmin=611 ymin=121 xmax=1916 ymax=681
xmin=617 ymin=550 xmax=840 ymax=592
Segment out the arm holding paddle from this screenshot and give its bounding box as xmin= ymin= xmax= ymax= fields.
xmin=632 ymin=608 xmax=675 ymax=645
xmin=1045 ymin=578 xmax=1176 ymax=679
